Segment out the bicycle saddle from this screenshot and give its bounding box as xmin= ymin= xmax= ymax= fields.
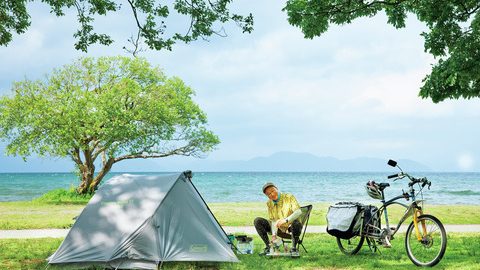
xmin=378 ymin=182 xmax=390 ymax=191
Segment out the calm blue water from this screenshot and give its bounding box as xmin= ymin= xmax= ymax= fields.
xmin=0 ymin=172 xmax=479 ymax=205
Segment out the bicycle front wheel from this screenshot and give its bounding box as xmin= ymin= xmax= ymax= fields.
xmin=405 ymin=214 xmax=447 ymax=267
xmin=337 ymin=235 xmax=365 ymax=255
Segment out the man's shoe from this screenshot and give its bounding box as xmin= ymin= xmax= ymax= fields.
xmin=290 ymin=248 xmax=300 ymax=258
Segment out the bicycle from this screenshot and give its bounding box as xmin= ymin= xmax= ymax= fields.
xmin=336 ymin=160 xmax=447 ymax=267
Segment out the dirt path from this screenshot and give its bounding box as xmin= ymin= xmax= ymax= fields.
xmin=1 ymin=225 xmax=479 ymax=239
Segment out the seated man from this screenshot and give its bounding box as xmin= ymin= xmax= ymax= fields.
xmin=254 ymin=182 xmax=303 ymax=256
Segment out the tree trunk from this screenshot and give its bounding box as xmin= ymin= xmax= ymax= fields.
xmin=77 ymin=165 xmax=95 ymax=194
xmin=76 ymin=149 xmax=96 ymax=194
xmin=89 ymin=158 xmax=114 ymax=192
xmin=77 ymin=164 xmax=95 ymax=194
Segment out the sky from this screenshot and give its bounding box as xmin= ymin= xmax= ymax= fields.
xmin=0 ymin=0 xmax=479 ymax=172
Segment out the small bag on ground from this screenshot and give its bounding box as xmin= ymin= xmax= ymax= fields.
xmin=326 ymin=202 xmax=364 ymax=239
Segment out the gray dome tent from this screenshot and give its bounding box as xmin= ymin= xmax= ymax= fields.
xmin=48 ymin=172 xmax=238 ymax=269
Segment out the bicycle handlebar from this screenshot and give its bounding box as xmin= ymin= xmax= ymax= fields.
xmin=388 ymin=171 xmax=432 ymax=189
xmin=388 ymin=173 xmax=399 ymax=179
xmin=407 ymin=176 xmax=431 ymax=189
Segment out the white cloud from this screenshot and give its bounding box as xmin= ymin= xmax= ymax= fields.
xmin=334 ymin=47 xmax=365 ymax=63
xmin=2 ymin=1 xmax=480 ymax=171
xmin=342 ymin=69 xmax=456 ymax=118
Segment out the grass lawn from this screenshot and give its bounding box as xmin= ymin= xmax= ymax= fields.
xmin=1 ymin=201 xmax=480 ymax=229
xmin=1 ymin=233 xmax=479 ymax=269
xmin=210 ymin=202 xmax=480 ymax=226
xmin=0 ymin=201 xmax=85 ymax=229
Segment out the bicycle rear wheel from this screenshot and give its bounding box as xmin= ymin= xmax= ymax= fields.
xmin=405 ymin=214 xmax=447 ymax=267
xmin=337 ymin=235 xmax=365 ymax=255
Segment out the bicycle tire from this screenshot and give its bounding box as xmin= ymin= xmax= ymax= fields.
xmin=405 ymin=214 xmax=447 ymax=267
xmin=337 ymin=235 xmax=365 ymax=255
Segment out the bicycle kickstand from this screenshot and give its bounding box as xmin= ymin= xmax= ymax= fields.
xmin=366 ymin=238 xmax=380 ymax=254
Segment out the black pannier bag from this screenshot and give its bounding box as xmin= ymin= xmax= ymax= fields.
xmin=326 ymin=202 xmax=364 ymax=239
xmin=363 ymin=205 xmax=381 ymax=235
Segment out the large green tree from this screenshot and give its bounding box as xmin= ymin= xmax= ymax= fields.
xmin=283 ymin=0 xmax=480 ymax=103
xmin=1 ymin=0 xmax=253 ymax=52
xmin=0 ymin=56 xmax=219 ymax=194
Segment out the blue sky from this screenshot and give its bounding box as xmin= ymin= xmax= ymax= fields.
xmin=1 ymin=0 xmax=479 ymax=172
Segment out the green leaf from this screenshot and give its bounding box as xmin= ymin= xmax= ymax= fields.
xmin=0 ymin=56 xmax=220 ymax=191
xmin=283 ymin=0 xmax=480 ymax=102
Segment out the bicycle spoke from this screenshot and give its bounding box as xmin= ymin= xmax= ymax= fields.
xmin=428 ymin=225 xmax=439 ymax=234
xmin=337 ymin=235 xmax=364 ymax=255
xmin=406 ymin=215 xmax=446 ymax=266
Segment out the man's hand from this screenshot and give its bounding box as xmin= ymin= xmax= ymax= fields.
xmin=275 ymin=218 xmax=287 ymax=228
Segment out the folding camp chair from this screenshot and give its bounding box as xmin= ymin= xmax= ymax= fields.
xmin=279 ymin=205 xmax=313 ymax=253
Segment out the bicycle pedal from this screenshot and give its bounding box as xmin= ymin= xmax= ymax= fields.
xmin=382 ymin=236 xmax=392 ymax=248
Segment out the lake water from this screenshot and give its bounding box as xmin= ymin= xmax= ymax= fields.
xmin=0 ymin=172 xmax=479 ymax=205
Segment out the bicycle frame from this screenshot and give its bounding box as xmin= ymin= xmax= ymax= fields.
xmin=362 ymin=184 xmax=427 ymax=242
xmin=336 ymin=160 xmax=447 ymax=267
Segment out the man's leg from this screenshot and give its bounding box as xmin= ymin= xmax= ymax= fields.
xmin=254 ymin=217 xmax=271 ymax=252
xmin=290 ymin=220 xmax=302 ymax=251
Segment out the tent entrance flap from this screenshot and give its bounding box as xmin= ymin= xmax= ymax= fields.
xmin=183 ymin=170 xmax=232 ymax=245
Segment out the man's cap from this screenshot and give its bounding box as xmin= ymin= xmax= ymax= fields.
xmin=262 ymin=182 xmax=276 ymax=193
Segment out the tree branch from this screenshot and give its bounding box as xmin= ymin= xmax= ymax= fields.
xmin=92 ymin=143 xmax=109 ymax=161
xmin=126 ymin=0 xmax=145 ymax=31
xmin=101 ymin=151 xmax=107 ymax=166
xmin=459 ymin=3 xmax=480 ymax=19
xmin=186 ymin=0 xmax=195 ymax=38
xmin=90 ymin=157 xmax=115 ymax=191
xmin=91 ymin=139 xmax=101 ymax=150
xmin=302 ymin=0 xmax=408 ymax=17
xmin=70 ymin=148 xmax=83 ymax=166
xmin=123 ymin=30 xmax=145 ymax=57
xmin=113 ymin=144 xmax=198 ymax=163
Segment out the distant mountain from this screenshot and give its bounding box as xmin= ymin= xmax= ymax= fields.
xmin=0 ymin=150 xmax=431 ymax=172
xmin=144 ymin=151 xmax=431 ymax=172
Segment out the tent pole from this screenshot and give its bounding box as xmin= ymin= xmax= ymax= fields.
xmin=183 ymin=171 xmax=240 ymax=252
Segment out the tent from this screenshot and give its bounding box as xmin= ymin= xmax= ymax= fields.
xmin=48 ymin=171 xmax=238 ymax=269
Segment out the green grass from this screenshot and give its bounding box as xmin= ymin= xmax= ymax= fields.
xmin=32 ymin=188 xmax=92 ymax=204
xmin=0 ymin=201 xmax=85 ymax=229
xmin=1 ymin=233 xmax=479 ymax=269
xmin=1 ymin=201 xmax=480 ymax=229
xmin=0 ymin=188 xmax=90 ymax=229
xmin=209 ymin=202 xmax=480 ymax=226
